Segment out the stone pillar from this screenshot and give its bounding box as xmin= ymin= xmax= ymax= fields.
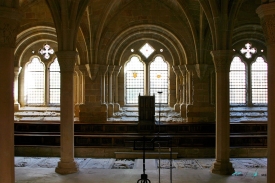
xmin=257 ymin=3 xmax=275 ymax=182
xmin=55 ymin=51 xmax=78 ymax=174
xmin=14 ymin=66 xmax=22 ymax=111
xmin=211 ymin=50 xmax=234 ymax=175
xmin=0 ymin=6 xmax=21 ymax=183
xmin=185 ymin=65 xmax=194 ymax=105
xmin=99 ymin=65 xmax=109 ymax=104
xmin=113 ymin=65 xmax=122 ymax=112
xmin=74 ymin=66 xmax=81 ymax=117
xmin=172 ymin=65 xmax=181 ymax=112
xmin=179 ymin=65 xmax=187 ymax=118
xmin=107 ymin=65 xmax=115 ymax=117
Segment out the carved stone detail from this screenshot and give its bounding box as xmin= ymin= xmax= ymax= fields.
xmin=172 ymin=65 xmax=181 ymax=76
xmin=55 ymin=51 xmax=78 ymax=72
xmin=211 ymin=50 xmax=234 ymax=73
xmin=195 ymin=64 xmax=208 ymax=79
xmin=87 ymin=64 xmax=100 ymax=80
xmin=113 ymin=65 xmax=122 ymax=77
xmin=99 ymin=65 xmax=109 ymax=76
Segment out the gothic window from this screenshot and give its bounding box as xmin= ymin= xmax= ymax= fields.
xmin=49 ymin=58 xmax=60 ymax=104
xmin=230 ymin=43 xmax=267 ymax=105
xmin=251 ymin=57 xmax=267 ymax=104
xmin=125 ymin=54 xmax=169 ymax=104
xmin=230 ymin=57 xmax=246 ymax=104
xmin=125 ymin=56 xmax=144 ymax=104
xmin=24 ymin=44 xmax=60 ymax=106
xmin=150 ymin=56 xmax=168 ymax=104
xmin=25 ymin=57 xmax=45 ymax=104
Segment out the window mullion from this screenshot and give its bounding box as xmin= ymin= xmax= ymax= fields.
xmin=45 ymin=64 xmax=49 ymax=105
xmin=247 ymin=63 xmax=252 ymax=106
xmin=145 ymin=63 xmax=149 ymax=95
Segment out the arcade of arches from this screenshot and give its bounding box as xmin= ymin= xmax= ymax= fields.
xmin=1 ymin=0 xmax=275 ymax=182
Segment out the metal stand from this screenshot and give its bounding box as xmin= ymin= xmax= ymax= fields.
xmin=137 ymin=136 xmax=151 ymax=183
xmin=169 ymin=138 xmax=173 ymax=183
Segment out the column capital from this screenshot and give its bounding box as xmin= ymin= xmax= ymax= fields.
xmin=172 ymin=65 xmax=181 ymax=76
xmin=99 ymin=64 xmax=109 ymax=76
xmin=211 ymin=50 xmax=234 ymax=73
xmin=56 ymin=51 xmax=78 ymax=72
xmin=185 ymin=64 xmax=195 ymax=73
xmin=14 ymin=66 xmax=22 ymax=75
xmin=195 ymin=64 xmax=208 ymax=79
xmin=256 ymin=3 xmax=275 ymax=45
xmin=87 ymin=64 xmax=100 ymax=80
xmin=113 ymin=65 xmax=122 ymax=77
xmin=0 ymin=7 xmax=22 ymax=47
xmin=108 ymin=65 xmax=115 ymax=74
xmin=178 ymin=65 xmax=187 ymax=76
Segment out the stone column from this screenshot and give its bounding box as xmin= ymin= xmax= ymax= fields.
xmin=55 ymin=51 xmax=78 ymax=174
xmin=179 ymin=65 xmax=187 ymax=118
xmin=107 ymin=65 xmax=115 ymax=117
xmin=113 ymin=65 xmax=122 ymax=112
xmin=14 ymin=66 xmax=22 ymax=111
xmin=185 ymin=65 xmax=194 ymax=105
xmin=211 ymin=50 xmax=234 ymax=175
xmin=73 ymin=66 xmax=81 ymax=117
xmin=257 ymin=3 xmax=275 ymax=182
xmin=0 ymin=6 xmax=21 ymax=183
xmin=172 ymin=65 xmax=181 ymax=112
xmin=99 ymin=65 xmax=109 ymax=104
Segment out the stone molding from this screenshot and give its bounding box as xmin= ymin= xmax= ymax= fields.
xmin=14 ymin=66 xmax=22 ymax=76
xmin=55 ymin=51 xmax=78 ymax=72
xmin=87 ymin=64 xmax=100 ymax=81
xmin=99 ymin=65 xmax=109 ymax=76
xmin=211 ymin=50 xmax=234 ymax=73
xmin=185 ymin=64 xmax=195 ymax=75
xmin=172 ymin=65 xmax=181 ymax=76
xmin=257 ymin=3 xmax=275 ymax=45
xmin=195 ymin=64 xmax=208 ymax=79
xmin=113 ymin=65 xmax=122 ymax=77
xmin=108 ymin=65 xmax=115 ymax=75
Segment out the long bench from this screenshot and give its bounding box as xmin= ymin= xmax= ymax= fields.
xmin=14 ymin=121 xmax=267 ymax=148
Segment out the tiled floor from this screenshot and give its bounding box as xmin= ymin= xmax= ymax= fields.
xmin=15 ymin=157 xmax=267 ymax=183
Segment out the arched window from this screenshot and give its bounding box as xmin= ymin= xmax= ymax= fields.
xmin=150 ymin=56 xmax=168 ymax=104
xmin=125 ymin=56 xmax=144 ymax=104
xmin=230 ymin=42 xmax=268 ymax=106
xmin=251 ymin=57 xmax=267 ymax=104
xmin=25 ymin=57 xmax=45 ymax=104
xmin=23 ymin=43 xmax=60 ymax=106
xmin=124 ymin=43 xmax=170 ymax=105
xmin=49 ymin=58 xmax=60 ymax=104
xmin=230 ymin=57 xmax=246 ymax=104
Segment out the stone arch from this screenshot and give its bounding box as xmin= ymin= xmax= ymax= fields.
xmin=106 ymin=25 xmax=188 ymax=67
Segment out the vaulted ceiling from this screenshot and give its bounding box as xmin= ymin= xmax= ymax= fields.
xmin=16 ymin=0 xmax=264 ymax=66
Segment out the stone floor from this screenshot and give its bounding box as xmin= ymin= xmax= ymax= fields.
xmin=15 ymin=157 xmax=267 ymax=183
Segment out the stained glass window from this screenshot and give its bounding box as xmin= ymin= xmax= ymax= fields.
xmin=150 ymin=56 xmax=168 ymax=104
xmin=251 ymin=57 xmax=267 ymax=104
xmin=230 ymin=57 xmax=246 ymax=104
xmin=26 ymin=57 xmax=45 ymax=104
xmin=125 ymin=56 xmax=144 ymax=104
xmin=49 ymin=58 xmax=60 ymax=104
